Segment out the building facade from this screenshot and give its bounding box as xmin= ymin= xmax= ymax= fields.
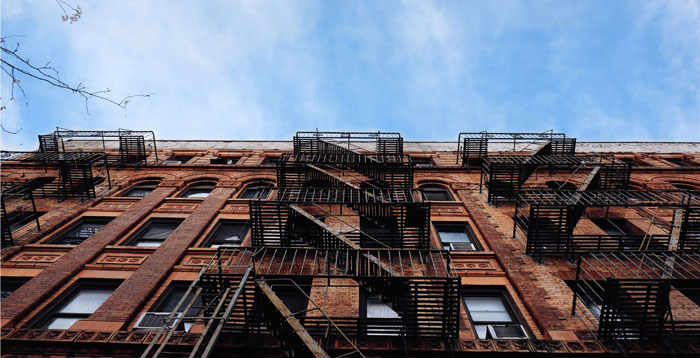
xmin=1 ymin=130 xmax=699 ymax=357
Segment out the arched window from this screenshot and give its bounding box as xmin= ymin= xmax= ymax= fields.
xmin=123 ymin=180 xmax=160 ymax=198
xmin=180 ymin=181 xmax=217 ymax=198
xmin=238 ymin=182 xmax=272 ymax=200
xmin=420 ymin=184 xmax=453 ymax=201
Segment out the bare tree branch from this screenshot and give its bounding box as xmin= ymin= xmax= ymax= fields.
xmin=0 ymin=37 xmax=153 ymax=115
xmin=55 ymin=0 xmax=82 ymax=24
xmin=1 ymin=124 xmax=23 ymax=135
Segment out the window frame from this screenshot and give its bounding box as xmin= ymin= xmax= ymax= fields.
xmin=360 ymin=289 xmax=402 ymax=336
xmin=179 ymin=182 xmax=216 ymax=198
xmin=420 ymin=184 xmax=454 ymax=202
xmin=31 ymin=279 xmax=121 ymax=330
xmin=201 ymin=220 xmax=250 ymax=248
xmin=163 ymin=156 xmax=193 ymax=165
xmin=238 ymin=183 xmax=272 ymax=200
xmin=462 ymin=288 xmax=529 ymax=339
xmin=125 ymin=218 xmax=184 ymax=247
xmin=411 ymin=156 xmax=434 ymax=168
xmin=434 ymin=222 xmax=481 ymax=251
xmin=122 ymin=181 xmax=160 ymax=198
xmin=49 ymin=217 xmax=114 ymax=245
xmin=210 ymin=157 xmax=239 ymax=165
xmin=1 ymin=277 xmax=30 ymax=301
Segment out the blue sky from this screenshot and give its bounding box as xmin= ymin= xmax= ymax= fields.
xmin=1 ymin=0 xmax=699 ymax=150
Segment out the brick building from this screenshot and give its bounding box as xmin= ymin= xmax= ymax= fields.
xmin=1 ymin=129 xmax=699 ymax=357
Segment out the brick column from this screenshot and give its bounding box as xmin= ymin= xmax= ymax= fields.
xmin=1 ymin=186 xmax=177 ymax=328
xmin=82 ymin=187 xmax=235 ymax=330
xmin=456 ymin=190 xmax=581 ymax=337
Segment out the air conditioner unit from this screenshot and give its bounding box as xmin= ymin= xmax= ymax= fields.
xmin=134 ymin=312 xmax=181 ymax=329
xmin=487 ymin=324 xmax=527 ymax=339
xmin=449 ymin=242 xmax=475 ymax=251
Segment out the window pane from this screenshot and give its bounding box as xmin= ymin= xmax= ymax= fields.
xmin=423 ymin=190 xmax=451 ymax=201
xmin=437 ymin=229 xmax=471 ymax=244
xmin=183 ymin=189 xmax=211 ymax=198
xmin=125 ymin=188 xmax=154 ymax=197
xmin=59 ymin=289 xmax=114 ymax=314
xmin=464 ymin=296 xmax=513 ymax=322
xmin=46 ymin=317 xmax=80 ymax=330
xmin=141 ymin=222 xmax=179 ymax=240
xmin=209 ymin=223 xmax=248 ymax=247
xmin=366 ymin=297 xmax=400 ymax=319
xmin=474 ymin=324 xmax=488 ymax=339
xmin=135 ymin=241 xmax=163 ymax=247
xmin=66 ymin=222 xmax=107 ymax=238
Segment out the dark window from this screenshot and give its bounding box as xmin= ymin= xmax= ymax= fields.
xmin=665 ymin=158 xmax=693 ymax=167
xmin=210 ymin=157 xmax=239 ymax=165
xmin=164 ymin=156 xmax=193 ymax=164
xmin=361 ymin=290 xmax=401 ymax=336
xmin=8 ymin=211 xmax=46 ymax=232
xmin=360 ymin=217 xmax=393 ymax=248
xmin=34 ymin=281 xmax=120 ymax=329
xmin=1 ymin=277 xmax=30 ymax=300
xmin=52 ymin=218 xmax=113 ymax=245
xmin=591 ymin=218 xmax=631 ymax=236
xmin=435 ymin=223 xmax=479 ymax=251
xmin=128 ymin=219 xmax=183 ymax=247
xmin=545 ymin=180 xmax=577 ymax=190
xmin=270 ymin=279 xmax=311 ymax=318
xmin=180 ymin=183 xmax=215 ymax=198
xmin=421 ymin=185 xmax=453 ymax=201
xmin=411 ymin=157 xmax=433 ymax=168
xmin=239 ymin=184 xmax=272 ymax=199
xmin=263 ymin=157 xmax=280 ymax=166
xmin=463 ymin=290 xmax=528 ymax=339
xmin=123 ymin=181 xmax=159 ymax=197
xmin=202 ymin=220 xmax=249 ymax=248
xmin=136 ymin=283 xmax=202 ymax=331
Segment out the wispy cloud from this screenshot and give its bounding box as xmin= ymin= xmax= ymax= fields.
xmin=1 ymin=0 xmax=698 ymax=150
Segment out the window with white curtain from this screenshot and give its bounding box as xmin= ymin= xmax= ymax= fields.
xmin=463 ymin=292 xmax=528 ymax=339
xmin=35 ymin=281 xmax=120 ymax=329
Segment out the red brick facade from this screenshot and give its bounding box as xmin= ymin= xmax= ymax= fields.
xmin=1 ymin=138 xmax=699 ymax=357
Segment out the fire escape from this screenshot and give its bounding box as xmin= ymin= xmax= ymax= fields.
xmin=141 ymin=132 xmax=459 ymax=358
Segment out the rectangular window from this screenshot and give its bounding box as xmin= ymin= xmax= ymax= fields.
xmin=202 ymin=220 xmax=249 ymax=248
xmin=51 ymin=217 xmax=113 ymax=245
xmin=263 ymin=157 xmax=280 ymax=166
xmin=421 ymin=186 xmax=453 ymax=201
xmin=123 ymin=183 xmax=158 ymax=197
xmin=411 ymin=157 xmax=433 ymax=168
xmin=136 ymin=283 xmax=202 ymax=331
xmin=1 ymin=277 xmax=30 ymax=300
xmin=128 ymin=219 xmax=183 ymax=247
xmin=362 ymin=290 xmax=402 ymax=336
xmin=435 ymin=223 xmax=479 ymax=251
xmin=210 ymin=157 xmax=239 ymax=165
xmin=163 ymin=156 xmax=193 ymax=165
xmin=34 ymin=281 xmax=120 ymax=329
xmin=239 ymin=185 xmax=271 ymax=200
xmin=463 ymin=290 xmax=528 ymax=339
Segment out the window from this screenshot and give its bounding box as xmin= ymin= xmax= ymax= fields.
xmin=263 ymin=157 xmax=280 ymax=166
xmin=239 ymin=184 xmax=272 ymax=199
xmin=123 ymin=181 xmax=159 ymax=197
xmin=202 ymin=220 xmax=249 ymax=248
xmin=545 ymin=180 xmax=577 ymax=190
xmin=180 ymin=183 xmax=216 ymax=198
xmin=51 ymin=217 xmax=113 ymax=245
xmin=136 ymin=283 xmax=202 ymax=331
xmin=270 ymin=279 xmax=311 ymax=320
xmin=360 ymin=217 xmax=393 ymax=248
xmin=163 ymin=156 xmax=193 ymax=164
xmin=7 ymin=211 xmax=46 ymax=232
xmin=34 ymin=281 xmax=120 ymax=329
xmin=210 ymin=157 xmax=239 ymax=165
xmin=421 ymin=185 xmax=453 ymax=201
xmin=128 ymin=219 xmax=183 ymax=247
xmin=411 ymin=157 xmax=433 ymax=168
xmin=591 ymin=218 xmax=630 ymax=236
xmin=362 ymin=291 xmax=401 ymax=336
xmin=1 ymin=277 xmax=30 ymax=300
xmin=463 ymin=291 xmax=528 ymax=339
xmin=665 ymin=158 xmax=693 ymax=167
xmin=435 ymin=223 xmax=479 ymax=251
